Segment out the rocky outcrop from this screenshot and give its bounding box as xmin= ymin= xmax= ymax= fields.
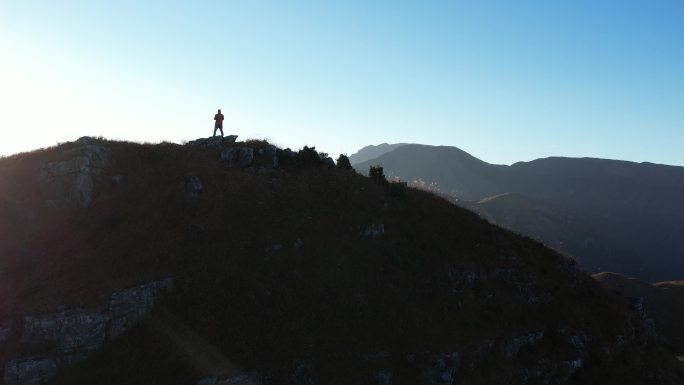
xmin=34 ymin=144 xmax=112 ymax=207
xmin=21 ymin=309 xmax=108 ymax=354
xmin=220 ymin=145 xmax=280 ymax=170
xmin=2 ymin=278 xmax=173 ymax=385
xmin=3 ymin=358 xmax=57 ymax=385
xmin=189 ymin=136 xmax=238 ymax=148
xmin=189 ymin=138 xmax=281 ymax=171
xmin=108 ymin=277 xmax=174 ymax=338
xmin=220 ymin=147 xmax=254 ymax=168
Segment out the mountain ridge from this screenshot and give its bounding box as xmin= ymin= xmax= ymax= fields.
xmin=353 ymin=143 xmax=684 ymax=282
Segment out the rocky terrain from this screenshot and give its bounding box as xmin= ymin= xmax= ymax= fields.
xmin=0 ymin=137 xmax=682 ymax=384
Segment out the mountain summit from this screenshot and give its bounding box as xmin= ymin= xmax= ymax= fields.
xmin=0 ymin=137 xmax=681 ymax=384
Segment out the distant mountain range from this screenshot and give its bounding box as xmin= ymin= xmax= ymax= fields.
xmin=352 ymin=144 xmax=684 ymax=282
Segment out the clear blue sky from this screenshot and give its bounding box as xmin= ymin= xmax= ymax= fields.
xmin=1 ymin=1 xmax=683 ymax=166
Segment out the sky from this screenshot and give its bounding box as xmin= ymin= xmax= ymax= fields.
xmin=1 ymin=1 xmax=683 ymax=166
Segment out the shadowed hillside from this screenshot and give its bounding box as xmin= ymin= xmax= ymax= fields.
xmin=0 ymin=138 xmax=682 ymax=385
xmin=594 ymin=272 xmax=684 ymax=355
xmin=353 ymin=144 xmax=684 ymax=282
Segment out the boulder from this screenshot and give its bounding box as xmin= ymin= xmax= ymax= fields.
xmin=220 ymin=148 xmax=237 ymax=166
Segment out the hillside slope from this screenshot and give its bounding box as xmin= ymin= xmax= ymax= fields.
xmin=0 ymin=138 xmax=682 ymax=385
xmin=594 ymin=272 xmax=684 ymax=355
xmin=353 ymin=144 xmax=684 ymax=282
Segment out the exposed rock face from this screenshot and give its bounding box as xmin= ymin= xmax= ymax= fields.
xmin=3 ymin=358 xmax=57 ymax=385
xmin=2 ymin=278 xmax=174 ymax=385
xmin=21 ymin=309 xmax=108 ymax=354
xmin=34 ymin=145 xmax=112 ymax=207
xmin=108 ymin=277 xmax=174 ymax=338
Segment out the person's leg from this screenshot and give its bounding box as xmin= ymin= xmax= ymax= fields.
xmin=213 ymin=126 xmax=218 ymax=137
xmin=220 ymin=127 xmax=224 ymax=137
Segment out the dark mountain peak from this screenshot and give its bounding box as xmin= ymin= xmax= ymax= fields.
xmin=353 ymin=143 xmax=504 ymax=200
xmin=348 ymin=142 xmax=408 ymax=165
xmin=1 ymin=138 xmax=683 ymax=384
xmin=389 ymin=144 xmax=491 ymax=165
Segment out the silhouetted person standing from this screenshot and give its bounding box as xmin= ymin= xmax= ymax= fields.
xmin=213 ymin=109 xmax=225 ymax=137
